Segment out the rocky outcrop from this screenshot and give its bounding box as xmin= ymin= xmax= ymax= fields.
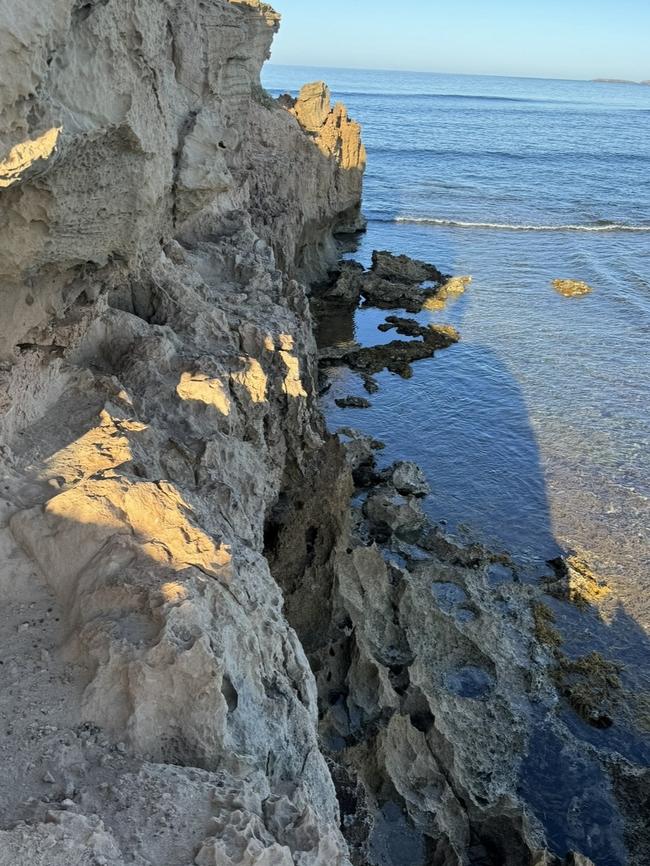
xmin=0 ymin=1 xmax=364 ymax=863
xmin=552 ymin=279 xmax=593 ymax=297
xmin=265 ymin=431 xmax=624 ymax=866
xmin=320 ymin=323 xmax=460 ymax=379
xmin=314 ymin=250 xmax=466 ymax=312
xmin=0 ymin=1 xmax=365 ymax=359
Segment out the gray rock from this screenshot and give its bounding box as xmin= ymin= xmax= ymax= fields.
xmin=335 ymin=396 xmax=371 ymax=409
xmin=390 ymin=461 xmax=430 ymax=497
xmin=364 ymin=489 xmax=426 ymax=535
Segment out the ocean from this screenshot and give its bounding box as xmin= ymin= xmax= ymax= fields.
xmin=263 ymin=65 xmax=650 ymax=620
xmin=262 ymin=66 xmax=650 ymax=689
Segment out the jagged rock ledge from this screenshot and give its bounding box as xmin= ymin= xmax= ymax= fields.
xmin=0 ymin=1 xmax=364 ymax=863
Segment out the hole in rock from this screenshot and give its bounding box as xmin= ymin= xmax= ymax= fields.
xmin=410 ymin=711 xmax=435 ymax=734
xmin=263 ymin=518 xmax=281 ymax=556
xmin=221 ymin=675 xmax=238 ymax=713
xmin=305 ymin=526 xmax=318 ymax=566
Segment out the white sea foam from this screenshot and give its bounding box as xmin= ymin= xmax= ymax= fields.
xmin=393 ymin=217 xmax=650 ymax=233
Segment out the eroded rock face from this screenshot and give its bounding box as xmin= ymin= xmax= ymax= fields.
xmin=0 ymin=2 xmax=365 ymax=358
xmin=0 ymin=1 xmax=364 ymax=863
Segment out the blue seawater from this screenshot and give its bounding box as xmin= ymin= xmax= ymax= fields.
xmin=262 ymin=67 xmax=650 ymax=642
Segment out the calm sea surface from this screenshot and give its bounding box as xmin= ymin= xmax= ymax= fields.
xmin=262 ymin=67 xmax=650 ymax=641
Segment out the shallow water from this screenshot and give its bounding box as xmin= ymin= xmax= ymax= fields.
xmin=263 ymin=68 xmax=650 ymax=641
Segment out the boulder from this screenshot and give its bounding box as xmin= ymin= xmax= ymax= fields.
xmin=371 ymin=250 xmax=445 ymax=284
xmin=335 ymin=396 xmax=371 ymax=409
xmin=390 ymin=461 xmax=430 ymax=497
xmin=364 ymin=489 xmax=426 ymax=536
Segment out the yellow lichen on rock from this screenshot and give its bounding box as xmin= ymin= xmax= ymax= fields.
xmin=545 ymin=554 xmax=611 ymax=607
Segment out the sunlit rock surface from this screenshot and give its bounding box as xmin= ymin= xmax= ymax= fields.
xmin=0 ymin=0 xmax=362 ymax=862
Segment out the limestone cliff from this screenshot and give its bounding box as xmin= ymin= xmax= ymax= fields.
xmin=1 ymin=3 xmax=644 ymax=866
xmin=0 ymin=1 xmax=363 ymax=863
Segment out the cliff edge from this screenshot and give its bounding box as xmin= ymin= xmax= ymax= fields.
xmin=0 ymin=2 xmax=363 ymax=863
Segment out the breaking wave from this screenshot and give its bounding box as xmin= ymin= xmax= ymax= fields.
xmin=391 ymin=217 xmax=650 ymax=233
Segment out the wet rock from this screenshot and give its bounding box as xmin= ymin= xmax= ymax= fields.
xmin=335 ymin=396 xmax=371 ymax=409
xmin=371 ymin=250 xmax=445 ymax=284
xmin=360 ymin=277 xmax=438 ymax=312
xmin=545 ymin=554 xmax=610 ymax=607
xmin=324 ymin=325 xmax=459 ymax=378
xmin=363 ymin=489 xmax=426 ymax=537
xmin=361 ymin=373 xmax=379 ymax=394
xmin=326 ymin=261 xmax=366 ymax=307
xmin=318 ymin=252 xmax=455 ymax=313
xmin=438 ymin=275 xmax=472 ymax=296
xmin=389 ymin=461 xmax=430 ymax=497
xmin=552 ymin=279 xmax=593 ymax=297
xmin=444 ymin=665 xmax=494 ymax=700
xmin=377 ymin=316 xmax=434 ymax=338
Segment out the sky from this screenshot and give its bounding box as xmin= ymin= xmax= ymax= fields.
xmin=267 ymin=0 xmax=650 ymax=81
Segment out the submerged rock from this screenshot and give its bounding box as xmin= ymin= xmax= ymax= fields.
xmin=438 ymin=274 xmax=473 ymax=296
xmin=552 ymin=279 xmax=593 ymax=297
xmin=361 ymin=373 xmax=380 ymax=393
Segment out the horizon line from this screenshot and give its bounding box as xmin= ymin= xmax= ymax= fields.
xmin=265 ymin=61 xmax=650 ymax=87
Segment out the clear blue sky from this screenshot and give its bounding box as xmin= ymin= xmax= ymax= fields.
xmin=268 ymin=0 xmax=650 ymax=81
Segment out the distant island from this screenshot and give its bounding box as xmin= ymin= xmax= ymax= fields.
xmin=592 ymin=78 xmax=650 ymax=85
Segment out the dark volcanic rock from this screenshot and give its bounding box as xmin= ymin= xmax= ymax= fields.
xmin=371 ymin=250 xmax=445 ymax=284
xmin=322 ymin=261 xmax=366 ymax=307
xmin=335 ymin=395 xmax=371 ymax=409
xmin=328 ymin=324 xmax=459 ymax=378
xmin=315 ymin=251 xmax=452 ymax=313
xmin=360 ymin=277 xmax=438 ymax=312
xmin=378 ymin=315 xmax=438 ymax=338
